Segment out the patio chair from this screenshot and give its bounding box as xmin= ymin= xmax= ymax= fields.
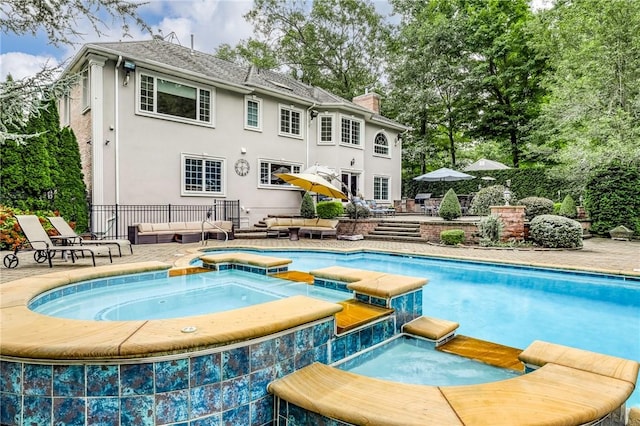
xmin=365 ymin=200 xmax=396 ymax=217
xmin=2 ymin=215 xmax=112 ymax=269
xmin=48 ymin=216 xmax=132 ymax=256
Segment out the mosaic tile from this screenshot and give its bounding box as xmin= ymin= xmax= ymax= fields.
xmin=190 ymin=413 xmax=221 ymax=426
xmin=274 ymin=357 xmax=294 ymax=379
xmin=87 ymin=364 xmax=119 ymax=396
xmin=249 ymin=366 xmax=275 ymax=400
xmin=191 ymin=352 xmax=221 ymax=387
xmin=359 ymin=327 xmax=373 ymax=350
xmin=23 ymin=364 xmax=52 ymax=396
xmin=53 ymin=396 xmax=86 ymax=426
xmin=345 ymin=331 xmax=361 ymax=357
xmin=190 ymin=383 xmax=221 ymax=418
xmin=372 ymin=321 xmax=385 ymax=345
xmin=294 ymin=327 xmax=314 ymax=352
xmin=1 ymin=393 xmax=21 ymax=426
xmin=222 ymin=346 xmax=249 ymax=380
xmin=23 ymin=395 xmax=51 ymax=425
xmin=287 ymin=403 xmax=308 ymax=425
xmin=120 ymin=395 xmax=154 ymax=426
xmin=155 ymin=389 xmax=189 ymax=425
xmin=313 ymin=344 xmax=329 ymax=365
xmin=53 ymin=365 xmax=85 ymax=397
xmin=355 ymin=293 xmax=369 ymax=303
xmin=222 ymin=404 xmax=250 ymax=426
xmin=331 ymin=335 xmax=347 ymax=362
xmin=294 ymin=348 xmax=315 ymax=370
xmin=0 ymin=360 xmax=21 ymax=394
xmin=313 ymin=321 xmax=333 ymax=347
xmin=120 ymin=363 xmax=154 ymax=396
xmin=87 ymin=396 xmax=119 ymax=425
xmin=155 ymin=358 xmax=189 ymax=393
xmin=250 ymin=395 xmax=274 ymax=426
xmin=221 ymin=375 xmax=250 ymax=411
xmin=275 ymin=333 xmax=295 ymax=360
xmin=250 ymin=339 xmax=275 ymax=372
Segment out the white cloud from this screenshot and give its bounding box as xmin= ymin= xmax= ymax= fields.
xmin=0 ymin=52 xmax=60 ymax=81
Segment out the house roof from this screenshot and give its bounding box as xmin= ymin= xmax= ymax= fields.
xmin=70 ymin=38 xmax=409 ymax=130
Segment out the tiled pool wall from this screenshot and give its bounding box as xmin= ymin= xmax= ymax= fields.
xmin=2 ymin=267 xmax=425 ymax=426
xmin=275 ymin=401 xmax=351 ymax=426
xmin=203 ymin=262 xmax=289 ymax=276
xmin=0 ymin=318 xmax=334 ymax=426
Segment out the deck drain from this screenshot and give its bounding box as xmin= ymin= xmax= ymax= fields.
xmin=181 ymin=326 xmax=197 ymax=333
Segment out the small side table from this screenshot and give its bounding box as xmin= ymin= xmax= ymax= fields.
xmin=288 ymin=227 xmax=300 ymax=241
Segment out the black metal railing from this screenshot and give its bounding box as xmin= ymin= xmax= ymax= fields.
xmin=89 ymin=201 xmax=240 ymax=239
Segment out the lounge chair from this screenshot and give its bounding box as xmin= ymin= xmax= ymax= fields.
xmin=2 ymin=215 xmax=112 ymax=268
xmin=365 ymin=200 xmax=396 ymax=217
xmin=48 ymin=216 xmax=132 ymax=256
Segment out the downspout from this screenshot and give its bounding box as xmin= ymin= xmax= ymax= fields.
xmin=114 ymin=56 xmax=122 ymax=203
xmin=306 ymin=103 xmax=316 ymax=167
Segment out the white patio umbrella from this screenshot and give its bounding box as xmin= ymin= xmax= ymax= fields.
xmin=275 ymin=172 xmax=347 ymax=199
xmin=303 ymin=164 xmax=338 ymax=181
xmin=413 ymin=167 xmax=476 ymax=182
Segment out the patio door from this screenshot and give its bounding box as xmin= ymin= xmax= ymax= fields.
xmin=341 ymin=172 xmax=360 ymax=198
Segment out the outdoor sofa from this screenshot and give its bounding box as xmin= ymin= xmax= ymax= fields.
xmin=128 ymin=221 xmax=234 ymax=244
xmin=264 ymin=218 xmax=339 ymax=239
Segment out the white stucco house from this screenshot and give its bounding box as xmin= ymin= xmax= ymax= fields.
xmin=59 ymin=38 xmax=408 ymax=227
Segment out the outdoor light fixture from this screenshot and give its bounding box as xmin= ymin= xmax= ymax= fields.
xmin=350 ymin=158 xmax=355 ymax=166
xmin=310 ymin=110 xmax=319 ymax=120
xmin=122 ymin=60 xmax=136 ymax=86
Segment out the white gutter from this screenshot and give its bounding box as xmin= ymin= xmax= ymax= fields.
xmin=306 ymin=103 xmax=316 ymax=168
xmin=114 ymin=55 xmax=122 ymax=203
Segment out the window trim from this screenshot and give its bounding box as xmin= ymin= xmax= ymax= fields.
xmin=373 ymin=131 xmax=391 ymax=157
xmin=317 ymin=113 xmax=335 ymax=145
xmin=244 ymin=95 xmax=262 ymax=132
xmin=278 ymin=104 xmax=304 ymax=139
xmin=181 ymin=153 xmax=226 ymax=197
xmin=136 ymin=71 xmax=215 ymax=127
xmin=339 ymin=114 xmax=364 ymax=148
xmin=258 ymin=159 xmax=303 ymax=188
xmin=81 ymin=68 xmax=90 ymax=113
xmin=373 ymin=175 xmax=391 ymax=202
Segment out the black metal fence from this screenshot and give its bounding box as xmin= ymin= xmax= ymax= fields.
xmin=90 ymin=201 xmax=240 ymax=239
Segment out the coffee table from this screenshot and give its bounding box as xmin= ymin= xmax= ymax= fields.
xmin=174 ymin=232 xmax=201 ymax=244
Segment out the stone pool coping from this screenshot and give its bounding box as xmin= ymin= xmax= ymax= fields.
xmin=0 ymin=261 xmax=342 ymax=360
xmin=269 ymin=341 xmax=639 ymax=426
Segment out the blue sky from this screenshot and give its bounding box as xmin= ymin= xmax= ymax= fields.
xmin=1 ymin=0 xmax=260 ymax=80
xmin=1 ymin=0 xmax=397 ymax=81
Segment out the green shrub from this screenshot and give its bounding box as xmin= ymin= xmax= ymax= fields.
xmin=469 ymin=185 xmax=506 ymax=215
xmin=529 ymin=215 xmax=583 ymax=248
xmin=477 ymin=215 xmax=503 ymax=244
xmin=300 ymin=193 xmax=316 ymax=218
xmin=316 ymin=201 xmax=344 ymax=219
xmin=558 ymin=195 xmax=577 ymax=219
xmin=584 ymin=159 xmax=640 ymax=236
xmin=518 ymin=197 xmax=554 ymax=221
xmin=553 ymin=202 xmax=562 ymax=214
xmin=440 ymin=229 xmax=465 ymax=245
xmin=438 ymin=188 xmax=462 ymax=220
xmin=345 ymin=202 xmax=371 ymax=219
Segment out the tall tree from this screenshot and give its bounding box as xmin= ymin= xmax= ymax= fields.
xmin=530 ymin=0 xmax=640 ymax=183
xmin=388 ymin=0 xmax=475 ymax=169
xmin=462 ymin=0 xmax=549 ymax=168
xmin=215 ymin=39 xmax=279 ymax=70
xmin=243 ymin=0 xmax=390 ymax=99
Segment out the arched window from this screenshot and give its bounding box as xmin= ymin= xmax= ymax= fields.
xmin=374 ymin=132 xmax=389 ymax=155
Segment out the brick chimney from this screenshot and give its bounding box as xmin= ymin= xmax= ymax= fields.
xmin=352 ymin=91 xmax=381 ymax=114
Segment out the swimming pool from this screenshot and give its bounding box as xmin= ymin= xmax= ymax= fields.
xmin=336 ymin=335 xmax=520 ymax=385
xmin=203 ymin=248 xmax=640 ymax=407
xmin=30 ymin=269 xmax=350 ymax=320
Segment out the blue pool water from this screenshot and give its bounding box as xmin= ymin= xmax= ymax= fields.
xmin=336 ymin=335 xmax=520 ymax=385
xmin=205 ymin=249 xmax=640 ymax=406
xmin=30 ymin=270 xmax=349 ymax=320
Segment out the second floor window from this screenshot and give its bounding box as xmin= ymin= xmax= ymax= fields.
xmin=319 ymin=115 xmax=334 ymax=144
xmin=279 ymin=105 xmax=302 ymax=138
xmin=341 ymin=116 xmax=362 ymax=145
xmin=245 ymin=96 xmax=262 ymax=131
xmin=139 ymin=74 xmax=213 ymax=125
xmin=374 ymin=133 xmax=389 ymax=156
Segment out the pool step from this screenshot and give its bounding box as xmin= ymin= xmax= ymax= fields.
xmin=437 ymin=335 xmax=524 ymax=372
xmin=335 ymin=300 xmax=393 ymax=334
xmin=273 ymin=270 xmax=314 ymax=284
xmin=168 ymin=266 xmax=211 ymax=277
